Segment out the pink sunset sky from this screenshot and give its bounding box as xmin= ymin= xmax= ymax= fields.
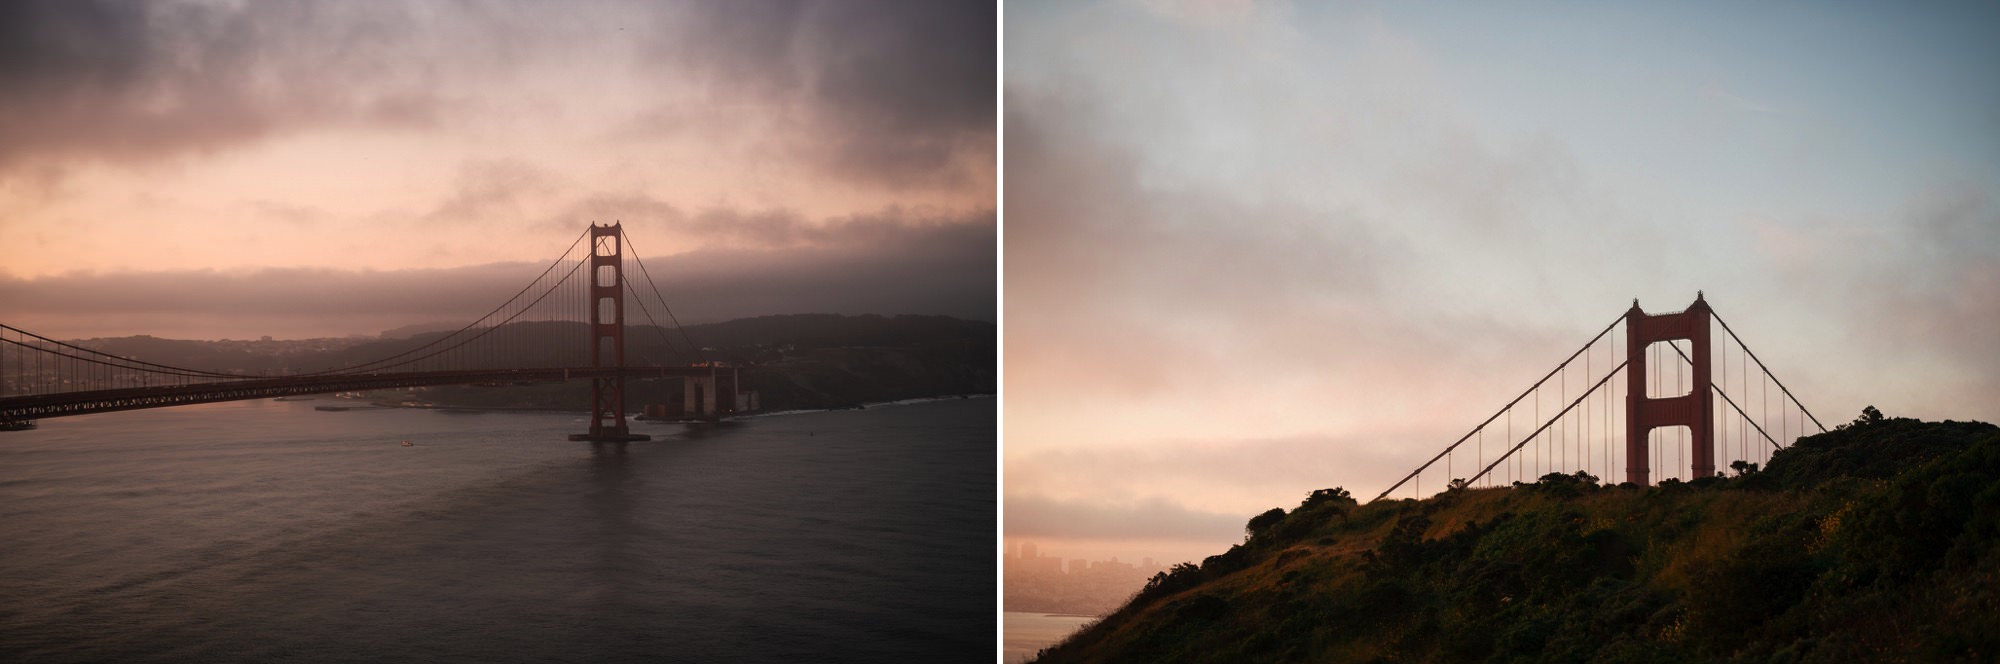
xmin=0 ymin=1 xmax=995 ymax=340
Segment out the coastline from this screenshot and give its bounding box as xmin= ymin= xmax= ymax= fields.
xmin=739 ymin=394 xmax=994 ymax=420
xmin=328 ymin=393 xmax=995 ymax=420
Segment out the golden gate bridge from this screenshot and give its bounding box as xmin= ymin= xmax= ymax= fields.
xmin=0 ymin=223 xmax=746 ymax=442
xmin=1377 ymin=292 xmax=1825 ymax=498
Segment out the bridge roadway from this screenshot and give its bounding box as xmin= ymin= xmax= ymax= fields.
xmin=0 ymin=366 xmax=725 ymax=422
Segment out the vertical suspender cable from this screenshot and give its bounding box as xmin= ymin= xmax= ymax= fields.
xmin=1653 ymin=342 xmax=1660 ymax=479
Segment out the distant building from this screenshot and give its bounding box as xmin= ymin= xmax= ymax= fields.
xmin=1007 ymin=549 xmax=1177 ymax=615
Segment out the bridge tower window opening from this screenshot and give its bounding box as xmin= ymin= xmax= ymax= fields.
xmin=1646 ymin=425 xmax=1695 ymax=482
xmin=1642 ymin=341 xmax=1694 ymax=399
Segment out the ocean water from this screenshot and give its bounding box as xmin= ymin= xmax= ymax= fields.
xmin=0 ymin=397 xmax=994 ymax=662
xmin=1002 ymin=611 xmax=1096 ymax=663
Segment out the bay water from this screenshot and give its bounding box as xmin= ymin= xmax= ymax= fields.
xmin=0 ymin=397 xmax=993 ymax=662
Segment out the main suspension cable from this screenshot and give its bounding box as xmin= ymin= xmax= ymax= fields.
xmin=1463 ymin=361 xmax=1628 ymax=489
xmin=0 ymin=323 xmax=241 ymax=378
xmin=302 ymin=227 xmax=590 ymax=376
xmin=616 ymin=228 xmax=701 ymax=360
xmin=1372 ymin=312 xmax=1625 ymax=502
xmin=1711 ymin=310 xmax=1825 ymax=432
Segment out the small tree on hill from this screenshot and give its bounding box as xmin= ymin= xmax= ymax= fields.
xmin=1297 ymin=487 xmax=1357 ymax=523
xmin=1303 ymin=487 xmax=1353 ymax=506
xmin=1841 ymin=405 xmax=1885 ymax=429
xmin=1246 ymin=507 xmax=1287 ymax=541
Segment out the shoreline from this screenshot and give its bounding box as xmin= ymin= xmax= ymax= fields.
xmin=318 ymin=393 xmax=995 ymax=420
xmin=738 ymin=394 xmax=994 ymax=420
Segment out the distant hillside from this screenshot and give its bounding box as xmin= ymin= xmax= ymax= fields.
xmin=680 ymin=313 xmax=991 ymax=350
xmin=378 ymin=321 xmax=465 ymax=339
xmin=72 ymin=314 xmax=993 ymax=412
xmin=1034 ymin=409 xmax=2000 ymax=663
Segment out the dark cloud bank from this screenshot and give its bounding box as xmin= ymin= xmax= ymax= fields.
xmin=0 ymin=1 xmax=445 ymax=169
xmin=0 ymin=0 xmax=996 ymax=189
xmin=646 ymin=1 xmax=996 ymax=187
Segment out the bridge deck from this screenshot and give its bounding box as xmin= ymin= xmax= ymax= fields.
xmin=0 ymin=366 xmax=725 ymax=421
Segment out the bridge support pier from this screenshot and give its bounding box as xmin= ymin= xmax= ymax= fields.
xmin=680 ymin=367 xmax=740 ymax=421
xmin=684 ymin=374 xmax=713 ymax=419
xmin=571 ymin=223 xmax=650 ymax=443
xmin=1624 ymin=293 xmax=1712 ymax=485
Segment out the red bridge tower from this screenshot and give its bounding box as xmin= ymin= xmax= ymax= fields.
xmin=571 ymin=223 xmax=650 ymax=443
xmin=1624 ymin=293 xmax=1712 ymax=484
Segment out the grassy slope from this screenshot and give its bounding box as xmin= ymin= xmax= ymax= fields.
xmin=1035 ymin=414 xmax=2000 ymax=663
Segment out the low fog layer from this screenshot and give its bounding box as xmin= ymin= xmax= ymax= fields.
xmin=3 ymin=216 xmax=994 ymax=340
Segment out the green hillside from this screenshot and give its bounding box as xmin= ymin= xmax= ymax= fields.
xmin=1034 ymin=409 xmax=2000 ymax=663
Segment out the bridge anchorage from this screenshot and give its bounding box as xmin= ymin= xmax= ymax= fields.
xmin=1376 ymin=292 xmax=1825 ymax=502
xmin=1 ymin=222 xmax=753 ymax=437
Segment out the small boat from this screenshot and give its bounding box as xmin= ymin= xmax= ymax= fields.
xmin=1 ymin=420 xmax=36 ymax=432
xmin=400 ymin=440 xmax=413 ymax=447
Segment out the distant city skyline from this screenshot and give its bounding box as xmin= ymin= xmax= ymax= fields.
xmin=1005 ymin=539 xmax=1166 ymax=616
xmin=1007 ymin=540 xmax=1161 ymax=575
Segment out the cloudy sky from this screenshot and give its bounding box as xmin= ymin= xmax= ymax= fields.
xmin=1005 ymin=0 xmax=2000 ymax=564
xmin=0 ymin=0 xmax=995 ymax=339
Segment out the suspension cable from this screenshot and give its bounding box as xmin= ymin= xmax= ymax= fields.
xmin=1460 ymin=360 xmax=1628 ymax=489
xmin=1711 ymin=310 xmax=1825 ymax=432
xmin=0 ymin=324 xmax=241 ymax=378
xmin=1663 ymin=340 xmax=1781 ymax=451
xmin=1371 ymin=313 xmax=1625 ymax=501
xmin=346 ymin=256 xmax=591 ymax=374
xmin=623 ymin=278 xmax=686 ymax=360
xmin=0 ymin=336 xmax=230 ymax=379
xmin=300 ymin=227 xmax=590 ymax=376
xmin=616 ymin=228 xmax=701 ymax=359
